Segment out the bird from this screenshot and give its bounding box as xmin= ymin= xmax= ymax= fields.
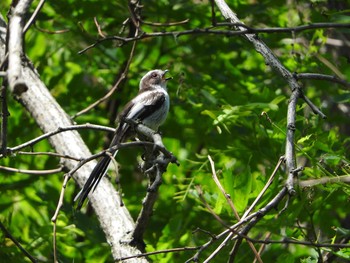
xmin=75 ymin=69 xmax=172 ymax=209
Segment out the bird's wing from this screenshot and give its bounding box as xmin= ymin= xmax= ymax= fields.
xmin=124 ymin=90 xmax=165 ymax=121
xmin=112 ymin=91 xmax=166 ymax=143
xmin=132 ymin=91 xmax=166 ymax=121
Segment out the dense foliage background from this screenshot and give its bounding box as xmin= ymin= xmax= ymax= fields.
xmin=1 ymin=0 xmax=349 ymax=262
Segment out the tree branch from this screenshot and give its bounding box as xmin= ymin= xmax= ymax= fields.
xmin=207 ymin=155 xmax=263 ymax=263
xmin=127 ymin=120 xmax=178 ymax=250
xmin=0 ymin=164 xmax=63 ymax=174
xmin=3 ymin=123 xmax=115 ymax=155
xmin=1 ymin=7 xmax=146 ymax=261
xmin=295 ymin=73 xmax=350 ymax=88
xmin=78 ymin=22 xmax=350 ymax=54
xmin=0 ymin=221 xmax=37 ymax=263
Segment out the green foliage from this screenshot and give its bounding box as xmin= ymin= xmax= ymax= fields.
xmin=1 ymin=0 xmax=350 ymax=262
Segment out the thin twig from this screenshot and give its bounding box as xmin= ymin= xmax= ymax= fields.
xmin=196 ymin=185 xmax=230 ymax=228
xmin=207 ymin=155 xmax=239 ymax=218
xmin=116 ymin=246 xmax=200 ymax=261
xmin=299 ymin=175 xmax=350 ymax=187
xmin=141 ymin=18 xmax=190 ymax=26
xmin=213 ymin=22 xmax=350 ymax=33
xmin=238 ymin=234 xmax=350 ymax=248
xmin=204 ymin=233 xmax=233 ymax=263
xmin=3 ymin=123 xmax=115 ymax=155
xmin=186 ymin=186 xmax=289 ymax=262
xmin=23 ymin=0 xmax=46 ymax=33
xmin=0 ymin=221 xmax=37 ymax=263
xmin=17 ymin=151 xmax=81 ymax=161
xmin=253 ymin=232 xmax=272 ymax=263
xmin=73 ymin=31 xmax=138 ymax=118
xmin=78 ymin=22 xmax=350 ymax=54
xmin=299 ymin=90 xmax=327 ymax=119
xmin=33 ymin=24 xmax=69 ymax=34
xmin=242 ymin=156 xmax=285 ymax=219
xmin=51 ymin=174 xmax=70 ymax=263
xmin=0 ymin=165 xmax=63 ymax=174
xmin=94 ymin=17 xmax=106 ymax=38
xmin=207 ymin=155 xmax=263 ymax=263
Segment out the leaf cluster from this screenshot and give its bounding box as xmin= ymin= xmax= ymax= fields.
xmin=0 ymin=0 xmax=349 ymax=262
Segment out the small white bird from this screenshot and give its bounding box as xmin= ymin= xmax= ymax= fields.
xmin=75 ymin=69 xmax=172 ymax=209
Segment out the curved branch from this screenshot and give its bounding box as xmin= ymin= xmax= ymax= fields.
xmin=4 ymin=123 xmax=115 ymax=155
xmin=0 ymin=165 xmax=63 ymax=175
xmin=296 ymin=73 xmax=350 ymax=88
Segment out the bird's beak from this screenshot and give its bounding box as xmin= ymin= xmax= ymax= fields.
xmin=162 ymin=70 xmax=173 ymax=81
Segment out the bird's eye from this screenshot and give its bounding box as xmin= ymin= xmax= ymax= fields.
xmin=151 ymin=72 xmax=158 ymax=78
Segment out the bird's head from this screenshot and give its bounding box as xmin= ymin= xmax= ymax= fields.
xmin=139 ymin=69 xmax=172 ymax=91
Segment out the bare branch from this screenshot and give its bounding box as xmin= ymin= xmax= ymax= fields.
xmin=208 ymin=155 xmax=239 ymax=218
xmin=299 ymin=175 xmax=350 ymax=187
xmin=130 ymin=122 xmax=178 ymax=250
xmin=300 ymin=91 xmax=327 ymax=119
xmin=72 ymin=29 xmax=138 ymax=119
xmin=0 ymin=221 xmax=37 ymax=263
xmin=4 ymin=123 xmax=115 ymax=155
xmin=207 ymin=155 xmax=263 ymax=263
xmin=78 ymin=22 xmax=350 ymax=54
xmin=0 ymin=164 xmax=63 ymax=175
xmin=1 ymin=8 xmax=145 ymax=259
xmin=209 ymin=0 xmax=217 ymax=26
xmin=214 ymin=22 xmax=350 ymax=33
xmin=285 ymin=88 xmax=300 ymax=194
xmin=141 ymin=18 xmax=190 ymax=27
xmin=242 ymin=156 xmax=285 ymax=218
xmin=93 ymin=17 xmax=106 ymax=38
xmin=295 ymin=73 xmax=350 ymax=88
xmin=51 ymin=174 xmax=70 ymax=263
xmin=117 ymin=246 xmax=200 ymax=262
xmin=33 ymin=24 xmax=69 ymax=34
xmin=17 ymin=151 xmax=81 ymax=161
xmin=23 ymin=0 xmax=46 ymax=33
xmin=196 ymin=185 xmax=230 ymax=228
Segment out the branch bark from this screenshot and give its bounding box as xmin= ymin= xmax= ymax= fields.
xmin=212 ymin=0 xmax=302 ymax=193
xmin=1 ymin=2 xmax=146 ymax=261
xmin=211 ymin=0 xmax=305 ymax=259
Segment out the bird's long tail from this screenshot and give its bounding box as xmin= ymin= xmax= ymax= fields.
xmin=74 ymin=122 xmax=128 ymax=209
xmin=74 ymin=151 xmax=117 ymax=210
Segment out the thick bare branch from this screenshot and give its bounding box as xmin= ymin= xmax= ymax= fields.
xmin=1 ymin=7 xmax=146 ymax=261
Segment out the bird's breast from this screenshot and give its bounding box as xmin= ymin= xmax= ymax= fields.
xmin=143 ymin=93 xmax=170 ymax=130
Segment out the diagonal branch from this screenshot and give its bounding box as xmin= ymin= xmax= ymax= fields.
xmin=207 ymin=155 xmax=263 ymax=263
xmin=1 ymin=5 xmax=146 ymax=260
xmin=212 ymin=0 xmax=305 ymax=193
xmin=209 ymin=0 xmax=310 ymax=258
xmin=0 ymin=221 xmax=37 ymax=263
